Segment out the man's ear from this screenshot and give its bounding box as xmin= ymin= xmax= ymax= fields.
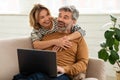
xmin=73 ymin=20 xmax=77 ymax=24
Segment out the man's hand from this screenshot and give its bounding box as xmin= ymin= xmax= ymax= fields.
xmin=57 ymin=66 xmax=65 ymax=74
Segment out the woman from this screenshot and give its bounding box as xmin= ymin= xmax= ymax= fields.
xmin=29 ymin=4 xmax=86 ymax=51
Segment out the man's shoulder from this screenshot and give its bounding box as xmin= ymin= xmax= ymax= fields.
xmin=73 ymin=36 xmax=84 ymax=40
xmin=72 ymin=36 xmax=86 ymax=44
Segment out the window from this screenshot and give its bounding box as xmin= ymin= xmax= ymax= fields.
xmin=40 ymin=0 xmax=120 ymax=16
xmin=0 ymin=0 xmax=20 ymax=14
xmin=0 ymin=0 xmax=120 ymax=14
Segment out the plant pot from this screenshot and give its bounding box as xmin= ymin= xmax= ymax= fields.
xmin=116 ymin=71 xmax=120 ymax=80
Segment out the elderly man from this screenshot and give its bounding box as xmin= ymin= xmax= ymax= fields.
xmin=13 ymin=5 xmax=88 ymax=80
xmin=33 ymin=5 xmax=88 ymax=80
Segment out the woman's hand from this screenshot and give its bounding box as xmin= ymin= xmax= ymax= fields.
xmin=54 ymin=36 xmax=72 ymax=50
xmin=52 ymin=46 xmax=62 ymax=52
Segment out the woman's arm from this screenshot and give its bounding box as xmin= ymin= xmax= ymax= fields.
xmin=67 ymin=31 xmax=81 ymax=40
xmin=67 ymin=24 xmax=86 ymax=40
xmin=51 ymin=31 xmax=80 ymax=52
xmin=33 ymin=38 xmax=72 ymax=50
xmin=33 ymin=39 xmax=56 ymax=49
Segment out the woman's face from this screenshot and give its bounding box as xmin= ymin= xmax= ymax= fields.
xmin=38 ymin=9 xmax=52 ymax=29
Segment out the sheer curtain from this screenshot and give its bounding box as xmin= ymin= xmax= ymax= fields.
xmin=0 ymin=0 xmax=120 ymax=14
xmin=0 ymin=0 xmax=20 ymax=14
xmin=40 ymin=0 xmax=120 ymax=15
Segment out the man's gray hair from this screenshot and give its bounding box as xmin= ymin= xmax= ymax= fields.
xmin=59 ymin=5 xmax=79 ymax=20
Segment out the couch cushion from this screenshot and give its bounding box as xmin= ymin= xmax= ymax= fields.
xmin=0 ymin=37 xmax=32 ymax=80
xmin=86 ymin=58 xmax=106 ymax=80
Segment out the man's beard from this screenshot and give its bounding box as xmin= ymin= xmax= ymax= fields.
xmin=57 ymin=21 xmax=67 ymax=31
xmin=57 ymin=27 xmax=66 ymax=32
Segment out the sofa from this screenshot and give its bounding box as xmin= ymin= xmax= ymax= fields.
xmin=0 ymin=37 xmax=106 ymax=80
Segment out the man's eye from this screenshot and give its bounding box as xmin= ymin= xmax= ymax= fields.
xmin=58 ymin=15 xmax=61 ymax=18
xmin=64 ymin=17 xmax=68 ymax=20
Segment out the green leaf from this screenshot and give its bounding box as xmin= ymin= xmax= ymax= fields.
xmin=118 ymin=24 xmax=120 ymax=28
xmin=98 ymin=49 xmax=109 ymax=61
xmin=115 ymin=28 xmax=120 ymax=41
xmin=108 ymin=50 xmax=119 ymax=64
xmin=110 ymin=27 xmax=116 ymax=30
xmin=110 ymin=15 xmax=117 ymax=23
xmin=115 ymin=35 xmax=120 ymax=41
xmin=104 ymin=30 xmax=114 ymax=39
xmin=114 ymin=39 xmax=119 ymax=52
xmin=106 ymin=38 xmax=114 ymax=47
xmin=100 ymin=42 xmax=107 ymax=48
xmin=109 ymin=46 xmax=113 ymax=50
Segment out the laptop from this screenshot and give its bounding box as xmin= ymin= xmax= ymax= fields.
xmin=17 ymin=48 xmax=62 ymax=77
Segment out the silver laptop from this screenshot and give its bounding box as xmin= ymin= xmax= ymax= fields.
xmin=17 ymin=48 xmax=62 ymax=77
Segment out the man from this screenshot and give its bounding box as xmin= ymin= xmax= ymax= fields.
xmin=32 ymin=5 xmax=88 ymax=80
xmin=13 ymin=5 xmax=88 ymax=80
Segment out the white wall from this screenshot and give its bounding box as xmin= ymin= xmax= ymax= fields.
xmin=19 ymin=0 xmax=40 ymax=14
xmin=0 ymin=14 xmax=31 ymax=39
xmin=0 ymin=14 xmax=120 ymax=80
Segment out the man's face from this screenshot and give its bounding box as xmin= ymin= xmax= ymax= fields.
xmin=57 ymin=10 xmax=75 ymax=30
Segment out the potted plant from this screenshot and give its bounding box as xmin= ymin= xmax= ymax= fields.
xmin=98 ymin=15 xmax=120 ymax=80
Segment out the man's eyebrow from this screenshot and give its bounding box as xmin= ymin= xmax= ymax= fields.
xmin=64 ymin=15 xmax=69 ymax=18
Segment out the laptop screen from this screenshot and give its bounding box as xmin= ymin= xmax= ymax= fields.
xmin=17 ymin=49 xmax=57 ymax=77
